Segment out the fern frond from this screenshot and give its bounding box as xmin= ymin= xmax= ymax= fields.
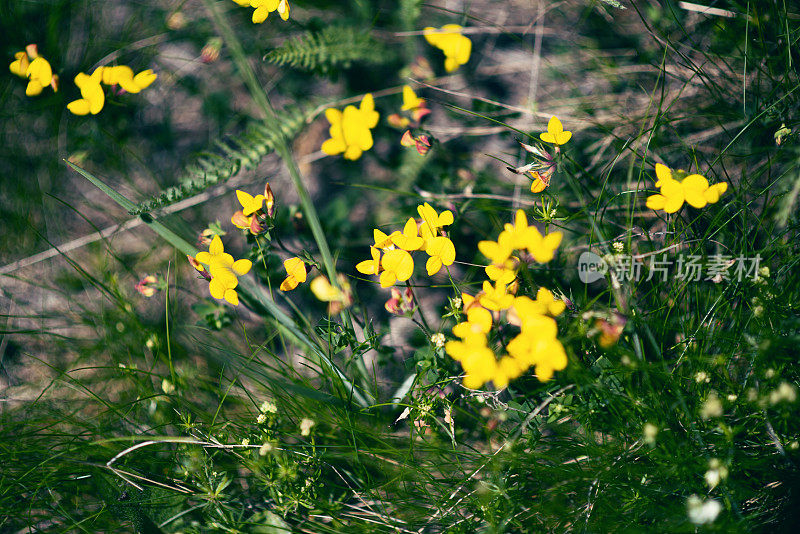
xmin=264 ymin=26 xmax=388 ymax=74
xmin=129 ymin=104 xmax=314 ymax=216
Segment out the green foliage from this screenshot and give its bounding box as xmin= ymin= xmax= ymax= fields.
xmin=264 ymin=26 xmax=388 ymax=74
xmin=3 ymin=0 xmax=800 ymax=532
xmin=129 ymin=105 xmax=314 ymax=216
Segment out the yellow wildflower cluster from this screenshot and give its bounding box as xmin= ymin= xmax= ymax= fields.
xmin=447 ymin=288 xmax=567 ymax=389
xmin=445 ymin=209 xmax=566 ymax=388
xmin=356 ymin=203 xmax=456 ymax=287
xmin=423 ymin=25 xmax=472 ymax=73
xmin=9 ymin=45 xmax=57 ymax=96
xmin=67 ymin=65 xmax=156 ymax=115
xmin=321 ymin=93 xmax=380 ymax=160
xmin=232 ymin=0 xmax=290 ymax=23
xmin=194 ymin=236 xmax=252 ymax=305
xmin=645 ymin=163 xmax=728 ymax=214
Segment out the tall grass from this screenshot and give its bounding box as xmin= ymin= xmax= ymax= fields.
xmin=2 ymin=0 xmax=799 ymax=532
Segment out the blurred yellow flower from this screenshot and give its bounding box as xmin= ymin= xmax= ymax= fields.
xmin=100 ymin=65 xmax=156 ymax=93
xmin=10 ymin=46 xmax=58 ymax=96
xmin=234 ymin=0 xmax=289 ymax=23
xmin=280 ymin=257 xmax=307 ymax=291
xmin=646 ymin=163 xmax=727 ymax=213
xmin=67 ymin=70 xmax=106 ymax=115
xmin=539 ymin=116 xmax=572 ymax=146
xmin=424 ymin=25 xmax=472 ymax=73
xmin=321 ymin=93 xmax=380 ymax=160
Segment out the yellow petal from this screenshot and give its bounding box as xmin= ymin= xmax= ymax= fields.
xmin=284 ymin=257 xmax=307 ymax=282
xmin=684 ymin=187 xmax=708 ymax=209
xmin=67 ymin=99 xmax=91 ymax=115
xmin=26 ymin=57 xmax=52 ymax=86
xmin=280 ymin=275 xmax=299 ymax=291
xmin=426 ymin=256 xmax=442 ymax=276
xmin=681 ymin=174 xmax=709 ymax=191
xmin=133 ymin=69 xmax=157 ymax=90
xmin=661 ymin=180 xmax=685 ymax=213
xmin=539 ymin=132 xmax=556 ymax=144
xmin=252 ymin=6 xmax=269 ymax=23
xmin=209 ymin=235 xmax=224 ymax=255
xmin=530 ymin=175 xmax=547 ymax=193
xmin=209 ymin=278 xmax=227 ymax=299
xmin=547 ymin=116 xmax=564 ymax=135
xmin=401 ymin=85 xmax=423 ymax=111
xmin=554 ymin=131 xmax=572 ymax=145
xmin=646 ymin=194 xmax=666 ymax=211
xmin=654 ymin=163 xmax=672 ymax=187
xmin=382 ymin=249 xmax=414 ymax=282
xmin=321 ymin=137 xmax=347 ymax=156
xmin=232 ymin=259 xmax=252 ymax=276
xmin=25 ymin=81 xmax=44 ymax=96
xmin=379 ymin=270 xmax=396 ymax=288
xmin=224 ymin=289 xmax=240 ymax=305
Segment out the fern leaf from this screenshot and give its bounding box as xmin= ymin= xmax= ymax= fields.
xmin=265 ymin=26 xmax=388 ymax=74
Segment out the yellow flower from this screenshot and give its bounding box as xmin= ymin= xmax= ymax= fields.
xmin=478 ymin=231 xmax=514 ymax=266
xmin=510 ymin=289 xmax=565 ymax=324
xmin=236 ymin=189 xmax=267 ymax=216
xmin=645 ymin=163 xmax=728 ymax=213
xmin=539 ymin=116 xmax=572 ymax=146
xmin=24 ymin=57 xmax=54 ymax=96
xmin=478 ymin=280 xmax=513 ymax=311
xmin=373 ymin=228 xmax=397 ymax=250
xmin=100 ymin=65 xmax=157 ymax=93
xmin=485 ymin=258 xmax=517 ymax=285
xmin=67 ymin=70 xmax=105 ymax=115
xmin=379 ymin=249 xmax=414 ymax=287
xmin=280 ymin=257 xmax=307 ymax=291
xmin=391 ymin=218 xmax=424 ymax=251
xmin=423 ymin=235 xmax=456 ymax=275
xmin=424 ymin=25 xmax=472 ymax=73
xmin=401 ymin=85 xmax=425 ymax=111
xmin=356 ymin=247 xmax=382 ymax=276
xmin=417 ymin=202 xmax=453 ymax=236
xmin=9 ymin=51 xmax=29 ymax=78
xmin=195 ymin=236 xmax=252 ymax=305
xmin=247 ymin=0 xmax=290 ymax=23
xmin=321 ymin=93 xmax=380 ymax=160
xmin=310 ymin=275 xmax=352 ymax=314
xmin=523 ymin=227 xmax=562 ymax=264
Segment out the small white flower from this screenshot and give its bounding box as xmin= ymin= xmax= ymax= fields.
xmin=701 ymin=392 xmax=723 ymax=419
xmin=431 ymin=333 xmax=446 ymax=348
xmin=161 ymin=378 xmax=175 ymax=394
xmin=258 ymin=442 xmax=273 ymax=456
xmin=704 ymin=458 xmax=728 ymax=489
xmin=726 ymin=393 xmax=738 ymax=402
xmin=256 ymin=413 xmax=267 ymax=424
xmin=769 ymin=381 xmax=797 ymax=405
xmin=300 ymin=418 xmax=315 ymax=436
xmin=260 ymin=400 xmax=278 ymax=414
xmin=687 ymin=495 xmax=722 ymax=525
xmin=612 ymin=241 xmax=624 ymax=253
xmin=695 ymin=371 xmax=709 ymax=384
xmin=452 ymin=297 xmax=462 ymax=309
xmin=643 ymin=423 xmax=659 ymax=445
xmin=241 ymin=438 xmax=250 ymax=447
